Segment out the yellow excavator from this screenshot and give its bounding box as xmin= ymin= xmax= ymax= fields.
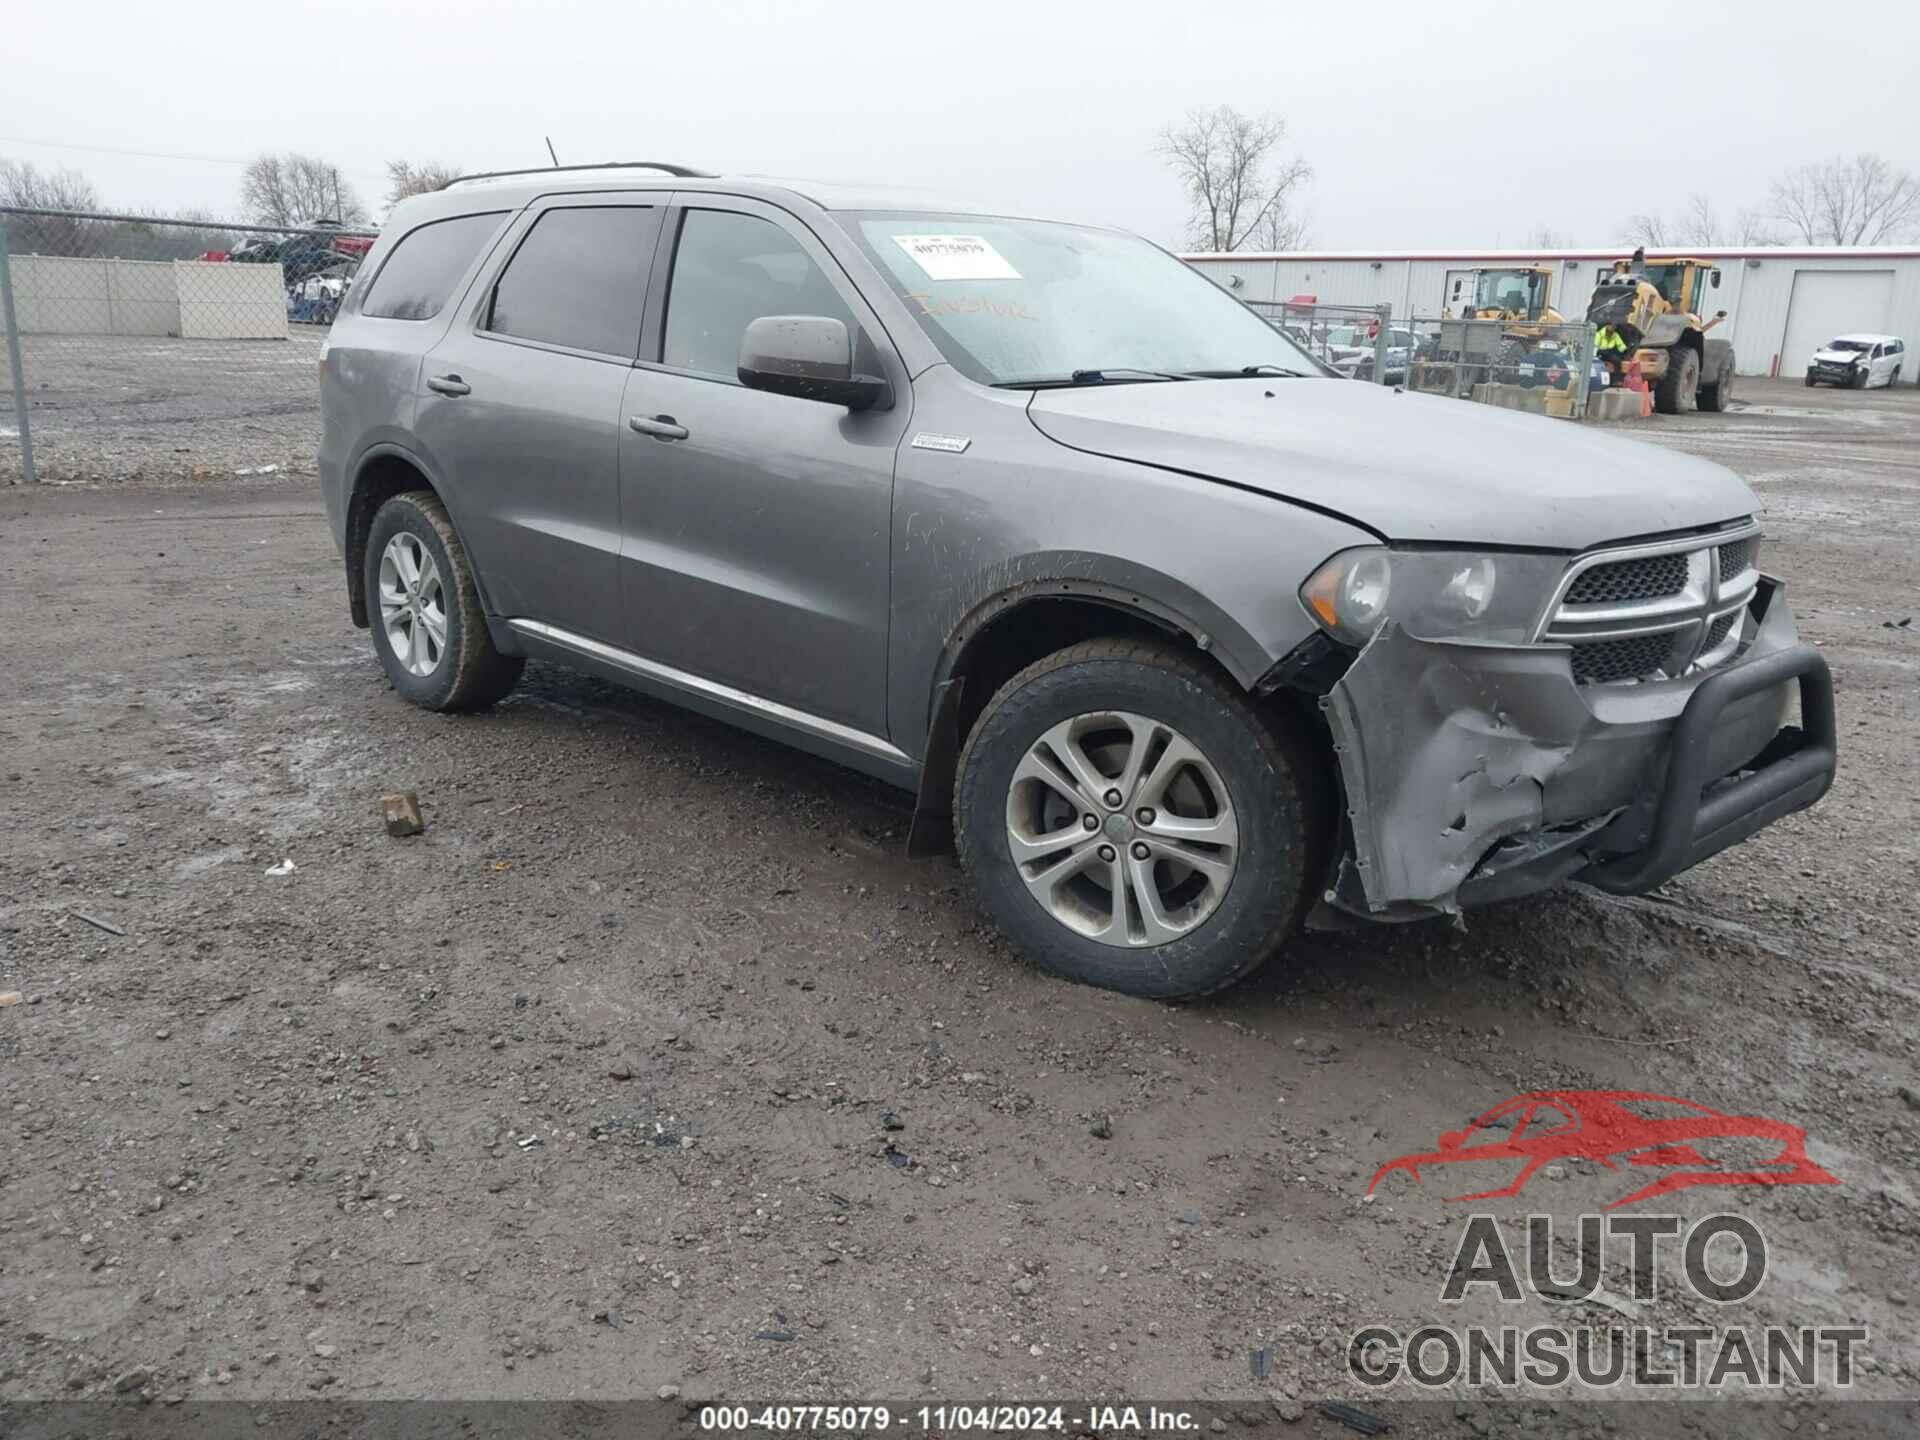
xmin=1585 ymin=249 xmax=1734 ymax=413
xmin=1440 ymin=266 xmax=1569 ymax=379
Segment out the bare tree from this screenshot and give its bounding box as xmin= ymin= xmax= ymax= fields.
xmin=1255 ymin=197 xmax=1312 ymax=253
xmin=1526 ymin=224 xmax=1569 ymax=249
xmin=240 ymin=153 xmax=369 ymax=229
xmin=1622 ymin=211 xmax=1669 ymax=247
xmin=1158 ymin=107 xmax=1311 ymax=252
xmin=386 ymin=160 xmax=463 ymax=207
xmin=0 ymin=157 xmax=102 ymax=212
xmin=1624 ymin=194 xmax=1781 ymax=249
xmin=1770 ymin=154 xmax=1920 ymax=245
xmin=0 ymin=158 xmax=107 ymax=254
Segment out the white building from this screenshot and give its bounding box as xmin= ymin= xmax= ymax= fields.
xmin=1183 ymin=247 xmax=1920 ymax=382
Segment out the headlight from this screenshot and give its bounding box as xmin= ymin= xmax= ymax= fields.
xmin=1300 ymin=547 xmax=1568 ymax=646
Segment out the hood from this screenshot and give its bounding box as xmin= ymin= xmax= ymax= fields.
xmin=1025 ymin=378 xmax=1756 ymax=549
xmin=1811 ymin=349 xmax=1866 ymax=364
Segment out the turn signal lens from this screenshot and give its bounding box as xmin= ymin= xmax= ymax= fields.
xmin=1300 ymin=549 xmax=1393 ymax=645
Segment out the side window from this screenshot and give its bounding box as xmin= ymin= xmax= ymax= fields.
xmin=484 ymin=206 xmax=660 ymax=359
xmin=360 ymin=212 xmax=506 ymax=321
xmin=661 ymin=209 xmax=855 ymax=380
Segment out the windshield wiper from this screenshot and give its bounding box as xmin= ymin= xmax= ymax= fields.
xmin=993 ymin=367 xmax=1190 ymax=389
xmin=1182 ymin=364 xmax=1312 ymax=379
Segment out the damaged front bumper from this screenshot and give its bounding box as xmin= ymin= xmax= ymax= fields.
xmin=1316 ymin=577 xmax=1835 ymax=921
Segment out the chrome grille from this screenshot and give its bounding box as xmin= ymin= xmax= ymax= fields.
xmin=1540 ymin=524 xmax=1761 ymax=687
xmin=1564 ymin=553 xmax=1689 ymax=606
xmin=1716 ymin=538 xmax=1753 ymax=583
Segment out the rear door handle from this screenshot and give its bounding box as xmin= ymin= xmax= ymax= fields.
xmin=628 ymin=414 xmax=689 ymax=441
xmin=427 ymin=374 xmax=471 ymax=396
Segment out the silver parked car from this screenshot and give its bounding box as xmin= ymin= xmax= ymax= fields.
xmin=319 ymin=163 xmax=1835 ymax=999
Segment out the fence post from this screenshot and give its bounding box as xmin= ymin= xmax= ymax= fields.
xmin=1572 ymin=321 xmax=1593 ymax=421
xmin=1372 ymin=304 xmax=1390 ymax=386
xmin=0 ymin=215 xmax=36 ymax=484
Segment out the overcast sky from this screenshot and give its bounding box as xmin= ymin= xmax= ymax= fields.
xmin=7 ymin=0 xmax=1918 ymax=248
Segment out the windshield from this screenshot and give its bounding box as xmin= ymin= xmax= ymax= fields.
xmin=1825 ymin=339 xmax=1869 ymax=352
xmin=848 ymin=212 xmax=1318 ymax=384
xmin=1642 ymin=265 xmax=1687 ymax=307
xmin=1475 ymin=270 xmax=1536 ymax=313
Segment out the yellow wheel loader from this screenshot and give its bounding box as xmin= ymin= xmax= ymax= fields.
xmin=1438 ymin=266 xmax=1568 ymax=382
xmin=1585 ymin=249 xmax=1735 ymax=413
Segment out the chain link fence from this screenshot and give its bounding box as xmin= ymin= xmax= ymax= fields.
xmin=0 ymin=207 xmax=376 ymax=483
xmin=1401 ymin=315 xmax=1597 ymax=419
xmin=1245 ymin=299 xmax=1400 ymax=384
xmin=1243 ymin=294 xmax=1604 ymax=419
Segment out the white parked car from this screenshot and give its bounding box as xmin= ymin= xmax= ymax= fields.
xmin=1805 ymin=333 xmax=1905 ymax=389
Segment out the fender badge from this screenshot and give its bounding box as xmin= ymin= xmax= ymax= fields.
xmin=911 ymin=432 xmax=971 ymax=454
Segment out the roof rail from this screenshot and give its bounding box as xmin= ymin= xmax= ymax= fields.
xmin=441 ymin=161 xmax=716 ymax=190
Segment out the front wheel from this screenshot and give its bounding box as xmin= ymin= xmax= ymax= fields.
xmin=1852 ymin=365 xmax=1870 ymax=390
xmin=1805 ymin=370 xmax=1817 ymax=388
xmin=1655 ymin=347 xmax=1699 ymax=413
xmin=1491 ymin=338 xmax=1529 ymax=386
xmin=365 ymin=490 xmax=524 ymax=712
xmin=954 ymin=638 xmax=1318 ymax=999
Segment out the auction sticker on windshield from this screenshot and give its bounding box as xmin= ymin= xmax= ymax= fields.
xmin=893 ymin=234 xmax=1021 ymax=281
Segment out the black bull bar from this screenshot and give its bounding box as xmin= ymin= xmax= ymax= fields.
xmin=1581 ymin=644 xmax=1836 ymax=894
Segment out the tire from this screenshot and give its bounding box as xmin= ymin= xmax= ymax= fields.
xmin=1654 ymin=347 xmax=1699 ymax=414
xmin=364 ymin=490 xmax=524 ymax=712
xmin=1804 ymin=370 xmax=1817 ymax=388
xmin=954 ymin=638 xmax=1318 ymax=999
xmin=1698 ymin=353 xmax=1735 ymax=412
xmin=1492 ymin=338 xmax=1528 ymax=386
xmin=1852 ymin=364 xmax=1869 ymax=390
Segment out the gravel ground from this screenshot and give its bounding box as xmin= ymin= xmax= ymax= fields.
xmin=1 ymin=378 xmax=1917 ymax=1436
xmin=0 ymin=328 xmax=329 ymax=485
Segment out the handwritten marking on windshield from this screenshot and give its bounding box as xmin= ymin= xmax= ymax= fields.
xmin=907 ymin=291 xmax=1039 ymax=323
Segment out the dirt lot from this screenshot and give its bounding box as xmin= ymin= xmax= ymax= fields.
xmin=1 ymin=378 xmax=1917 ymax=1435
xmin=1 ymin=329 xmax=330 ymax=485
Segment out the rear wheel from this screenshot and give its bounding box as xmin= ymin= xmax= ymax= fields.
xmin=954 ymin=638 xmax=1318 ymax=999
xmin=1655 ymin=347 xmax=1699 ymax=414
xmin=365 ymin=491 xmax=524 ymax=712
xmin=1698 ymin=354 xmax=1735 ymax=412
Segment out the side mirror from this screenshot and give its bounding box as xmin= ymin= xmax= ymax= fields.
xmin=737 ymin=315 xmax=887 ymax=411
xmin=1710 ymin=269 xmax=1722 ymax=289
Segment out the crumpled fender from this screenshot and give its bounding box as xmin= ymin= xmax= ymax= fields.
xmin=1319 ymin=625 xmax=1599 ymax=914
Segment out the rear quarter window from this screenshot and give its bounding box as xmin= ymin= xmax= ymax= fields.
xmin=359 ymin=211 xmax=507 ymax=321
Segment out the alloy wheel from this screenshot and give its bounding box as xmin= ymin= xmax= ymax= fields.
xmin=377 ymin=532 xmax=448 ymax=677
xmin=1004 ymin=710 xmax=1238 ymax=946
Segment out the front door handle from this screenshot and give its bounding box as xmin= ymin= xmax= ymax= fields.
xmin=628 ymin=414 xmax=689 ymax=441
xmin=427 ymin=374 xmax=471 ymax=397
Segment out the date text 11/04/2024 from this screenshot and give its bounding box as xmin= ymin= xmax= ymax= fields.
xmin=697 ymin=1405 xmax=1206 ymax=1433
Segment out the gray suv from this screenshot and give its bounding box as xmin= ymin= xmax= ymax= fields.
xmin=319 ymin=163 xmax=1835 ymax=999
